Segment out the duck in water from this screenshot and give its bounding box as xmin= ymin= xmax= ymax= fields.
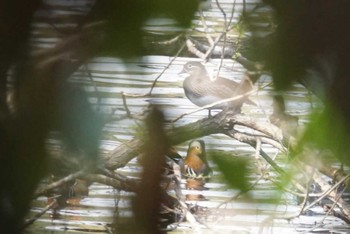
xmin=183 ymin=139 xmax=212 ymax=180
xmin=183 ymin=139 xmax=212 ymax=194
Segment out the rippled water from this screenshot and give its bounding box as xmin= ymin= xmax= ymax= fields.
xmin=26 ymin=55 xmax=345 ymax=234
xmin=24 ymin=0 xmax=350 ymax=233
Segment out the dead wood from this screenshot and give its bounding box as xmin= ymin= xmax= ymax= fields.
xmin=103 ymin=109 xmax=285 ymax=170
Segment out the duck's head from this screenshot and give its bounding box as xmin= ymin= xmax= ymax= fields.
xmin=187 ymin=139 xmax=206 ymax=158
xmin=181 ymin=62 xmax=207 ymax=76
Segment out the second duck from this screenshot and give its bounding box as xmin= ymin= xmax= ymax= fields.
xmin=183 ymin=139 xmax=212 ymax=180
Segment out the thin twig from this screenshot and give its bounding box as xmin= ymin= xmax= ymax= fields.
xmin=34 ymin=171 xmax=85 ymax=198
xmin=215 ymin=0 xmax=237 ymax=79
xmin=204 ymin=33 xmax=226 ymax=59
xmin=122 ymin=40 xmax=187 ymax=98
xmin=297 ymin=162 xmax=317 ymax=216
xmin=227 ymin=130 xmax=285 ymax=152
xmin=121 ymin=92 xmax=131 ymax=117
xmin=303 ymin=175 xmax=350 ymax=212
xmin=258 ymin=148 xmax=285 ymax=175
xmin=22 ymin=200 xmax=57 ymax=229
xmin=171 ymin=87 xmax=257 ymax=122
xmin=157 ymin=34 xmax=182 ymax=45
xmin=215 ymin=0 xmax=227 ymax=29
xmin=255 ymin=137 xmax=265 ymax=172
xmin=186 ymin=39 xmax=206 ymax=59
xmin=199 ymin=11 xmax=214 ymax=46
xmin=83 ymin=64 xmax=101 ymax=111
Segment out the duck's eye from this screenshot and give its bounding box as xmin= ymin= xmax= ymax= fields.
xmin=187 ymin=64 xmax=193 ymax=68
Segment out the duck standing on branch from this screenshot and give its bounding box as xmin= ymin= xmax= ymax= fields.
xmin=181 ymin=61 xmax=255 ymax=116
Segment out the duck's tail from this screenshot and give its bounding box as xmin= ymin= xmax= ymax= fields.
xmin=236 ymin=72 xmax=257 ymax=106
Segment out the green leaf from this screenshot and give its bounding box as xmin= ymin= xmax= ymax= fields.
xmin=210 ymin=151 xmax=249 ymax=192
xmin=300 ymin=102 xmax=350 ymax=165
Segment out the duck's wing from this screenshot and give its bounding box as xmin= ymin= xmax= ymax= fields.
xmin=210 ymin=78 xmax=240 ymax=98
xmin=211 ymin=77 xmax=255 ymax=105
xmin=185 ymin=74 xmax=255 ymax=107
xmin=202 ymin=166 xmax=213 ymax=180
xmin=184 ymin=165 xmax=199 ymax=178
xmin=184 ymin=162 xmax=212 ymax=180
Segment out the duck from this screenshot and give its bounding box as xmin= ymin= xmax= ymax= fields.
xmin=181 ymin=61 xmax=254 ymax=115
xmin=183 ymin=140 xmax=212 ymax=180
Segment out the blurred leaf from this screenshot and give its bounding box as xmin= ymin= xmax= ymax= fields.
xmin=243 ymin=0 xmax=350 ymax=93
xmin=210 ymin=151 xmax=249 ymax=192
xmin=156 ymin=0 xmax=198 ymax=27
xmin=86 ymin=0 xmax=198 ymax=58
xmin=300 ymin=103 xmax=350 ymax=165
xmin=56 ymin=84 xmax=102 ymax=162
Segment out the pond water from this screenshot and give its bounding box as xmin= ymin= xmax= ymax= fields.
xmin=25 ymin=0 xmax=350 ymax=233
xmin=26 ymin=55 xmax=349 ymax=233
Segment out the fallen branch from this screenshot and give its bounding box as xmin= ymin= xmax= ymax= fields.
xmin=22 ymin=200 xmax=57 ymax=229
xmin=34 ymin=171 xmax=85 ymax=198
xmin=103 ymin=110 xmax=288 ymax=170
xmin=82 ymin=174 xmax=137 ymax=192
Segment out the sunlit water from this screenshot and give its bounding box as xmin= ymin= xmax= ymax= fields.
xmin=24 ymin=0 xmax=350 ymax=233
xmin=26 ymin=55 xmax=348 ymax=234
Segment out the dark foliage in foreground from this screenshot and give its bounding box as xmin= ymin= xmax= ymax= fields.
xmin=0 ymin=0 xmax=197 ymax=233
